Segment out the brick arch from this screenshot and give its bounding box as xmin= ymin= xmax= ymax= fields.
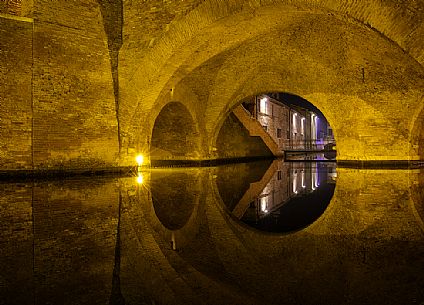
xmin=150 ymin=101 xmax=201 ymax=161
xmin=122 ymin=0 xmax=423 ymax=155
xmin=186 ymin=15 xmax=422 ymax=161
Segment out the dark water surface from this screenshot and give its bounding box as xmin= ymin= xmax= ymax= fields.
xmin=0 ymin=160 xmax=423 ymax=305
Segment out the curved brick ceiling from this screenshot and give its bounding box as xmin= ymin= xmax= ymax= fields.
xmin=121 ymin=1 xmax=423 ymax=161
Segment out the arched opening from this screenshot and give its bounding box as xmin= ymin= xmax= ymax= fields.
xmin=214 ymin=92 xmax=337 ymax=232
xmin=150 ymin=102 xmax=200 ymax=161
xmin=133 ymin=5 xmax=422 ymax=164
xmin=215 ymin=92 xmax=336 ymax=160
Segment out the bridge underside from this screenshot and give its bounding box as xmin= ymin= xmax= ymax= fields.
xmin=0 ymin=1 xmax=423 ymax=170
xmin=123 ymin=2 xmax=424 ymax=166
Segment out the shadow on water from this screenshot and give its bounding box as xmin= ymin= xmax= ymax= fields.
xmin=109 ymin=193 xmax=125 ymax=305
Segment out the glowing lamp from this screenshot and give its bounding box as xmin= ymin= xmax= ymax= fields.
xmin=136 ymin=155 xmax=144 ymax=166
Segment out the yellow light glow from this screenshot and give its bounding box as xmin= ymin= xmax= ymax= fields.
xmin=137 ymin=173 xmax=144 ymax=184
xmin=136 ymin=155 xmax=144 ymax=166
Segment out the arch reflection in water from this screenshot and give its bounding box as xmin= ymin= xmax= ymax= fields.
xmin=150 ymin=169 xmax=202 ymax=231
xmin=219 ymin=160 xmax=337 ymax=232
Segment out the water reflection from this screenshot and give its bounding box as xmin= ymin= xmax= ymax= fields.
xmin=150 ymin=169 xmax=201 ymax=230
xmin=0 ymin=165 xmax=423 ymax=305
xmin=233 ymin=161 xmax=337 ymax=232
xmin=215 ymin=160 xmax=337 ymax=232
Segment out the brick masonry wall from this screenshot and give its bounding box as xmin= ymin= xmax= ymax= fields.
xmin=0 ymin=16 xmax=33 ymax=170
xmin=150 ymin=102 xmax=200 ymax=160
xmin=31 ymin=0 xmax=119 ymax=169
xmin=1 ymin=0 xmax=423 ymax=170
xmin=119 ymin=0 xmax=423 ymax=162
xmin=0 ymin=1 xmax=121 ymax=170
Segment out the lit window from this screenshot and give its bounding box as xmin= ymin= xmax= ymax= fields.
xmin=260 ymin=97 xmax=268 ymax=114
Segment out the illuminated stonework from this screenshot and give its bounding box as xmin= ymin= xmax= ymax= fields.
xmin=0 ymin=0 xmax=423 ymax=170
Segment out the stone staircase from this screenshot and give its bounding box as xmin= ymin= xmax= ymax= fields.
xmin=232 ymin=105 xmax=283 ymax=157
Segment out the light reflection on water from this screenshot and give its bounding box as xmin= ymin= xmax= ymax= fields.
xmin=0 ymin=162 xmax=423 ymax=305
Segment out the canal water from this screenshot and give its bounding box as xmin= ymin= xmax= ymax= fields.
xmin=0 ymin=160 xmax=423 ymax=305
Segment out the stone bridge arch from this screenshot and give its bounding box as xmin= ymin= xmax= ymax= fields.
xmin=121 ymin=0 xmax=424 ymax=162
xmin=149 ymin=101 xmax=201 ymax=161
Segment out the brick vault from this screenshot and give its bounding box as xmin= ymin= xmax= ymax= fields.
xmin=0 ymin=0 xmax=423 ymax=170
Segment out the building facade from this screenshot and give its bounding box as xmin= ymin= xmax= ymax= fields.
xmin=241 ymin=94 xmax=334 ymax=151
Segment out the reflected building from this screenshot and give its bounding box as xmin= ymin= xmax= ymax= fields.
xmin=240 ymin=162 xmax=337 ymax=230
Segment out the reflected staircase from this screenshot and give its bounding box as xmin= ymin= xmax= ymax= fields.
xmin=231 ymin=160 xmax=279 ymax=219
xmin=232 ymin=105 xmax=283 ymax=157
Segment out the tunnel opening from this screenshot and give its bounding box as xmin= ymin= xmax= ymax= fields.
xmin=150 ymin=102 xmax=200 ymax=162
xmin=215 ymin=92 xmax=337 ymax=233
xmin=216 ymin=92 xmax=336 ymax=161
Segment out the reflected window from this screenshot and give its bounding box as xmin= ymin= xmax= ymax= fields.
xmin=222 ymin=161 xmax=336 ymax=233
xmin=260 ymin=196 xmax=268 ymax=213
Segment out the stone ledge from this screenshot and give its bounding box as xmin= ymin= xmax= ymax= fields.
xmin=337 ymin=160 xmax=424 ymax=169
xmin=0 ymin=167 xmax=134 ymax=181
xmin=0 ymin=158 xmax=422 ymax=181
xmin=150 ymin=156 xmax=275 ymax=168
xmin=0 ymin=13 xmax=33 ymax=23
